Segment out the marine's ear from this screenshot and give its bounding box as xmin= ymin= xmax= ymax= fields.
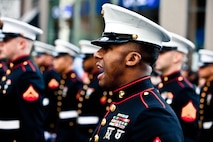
xmin=17 ymin=37 xmax=27 ymax=50
xmin=125 ymin=52 xmax=141 ymax=66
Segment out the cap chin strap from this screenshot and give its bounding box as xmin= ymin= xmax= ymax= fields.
xmin=0 ymin=32 xmax=32 ymax=41
xmin=160 ymin=46 xmax=178 ymax=53
xmin=102 ymin=32 xmax=138 ymax=41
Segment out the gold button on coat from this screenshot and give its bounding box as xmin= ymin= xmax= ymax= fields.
xmin=178 ymin=76 xmax=183 ymax=81
xmin=94 ymin=134 xmax=99 ymax=142
xmin=110 ymin=104 xmax=116 ymax=112
xmin=164 ymin=77 xmax=168 ymax=81
xmin=158 ymin=83 xmax=163 ymax=88
xmin=101 ymin=118 xmax=106 ymax=126
xmin=119 ymin=90 xmax=125 ymax=98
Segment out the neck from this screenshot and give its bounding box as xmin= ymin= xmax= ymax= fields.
xmin=161 ymin=64 xmax=182 ymax=76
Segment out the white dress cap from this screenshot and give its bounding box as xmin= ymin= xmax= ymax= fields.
xmin=0 ymin=17 xmax=43 ymax=41
xmin=54 ymin=39 xmax=80 ymax=57
xmin=91 ymin=3 xmax=171 ymax=47
xmin=198 ymin=49 xmax=213 ymax=67
xmin=32 ymin=41 xmax=55 ymax=56
xmin=162 ymin=32 xmax=195 ymax=54
xmin=79 ymin=40 xmax=101 ymax=54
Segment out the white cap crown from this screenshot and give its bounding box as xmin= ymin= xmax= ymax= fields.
xmin=32 ymin=41 xmax=54 ymax=56
xmin=54 ymin=39 xmax=80 ymax=57
xmin=92 ymin=3 xmax=171 ymax=47
xmin=198 ymin=49 xmax=213 ymax=66
xmin=162 ymin=32 xmax=195 ymax=54
xmin=79 ymin=40 xmax=101 ymax=54
xmin=0 ymin=17 xmax=43 ymax=41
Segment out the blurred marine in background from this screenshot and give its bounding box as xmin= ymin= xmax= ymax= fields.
xmin=32 ymin=41 xmax=61 ymax=142
xmin=0 ymin=17 xmax=45 ymax=142
xmin=52 ymin=39 xmax=83 ymax=142
xmin=155 ymin=32 xmax=199 ymax=142
xmin=197 ymin=49 xmax=213 ymax=142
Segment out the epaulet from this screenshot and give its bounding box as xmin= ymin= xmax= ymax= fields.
xmin=10 ymin=60 xmax=36 ymax=72
xmin=140 ymin=89 xmax=166 ymax=109
xmin=176 ymin=76 xmax=193 ymax=88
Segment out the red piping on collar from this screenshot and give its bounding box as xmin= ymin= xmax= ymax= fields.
xmin=113 ymin=76 xmax=150 ymax=93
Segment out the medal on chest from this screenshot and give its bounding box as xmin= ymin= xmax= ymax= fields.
xmin=103 ymin=113 xmax=130 ymax=140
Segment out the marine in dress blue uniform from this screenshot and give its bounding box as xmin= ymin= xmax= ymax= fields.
xmin=155 ymin=32 xmax=199 ymax=142
xmin=197 ymin=49 xmax=213 ymax=142
xmin=0 ymin=17 xmax=45 ymax=142
xmin=76 ymin=40 xmax=112 ymax=142
xmin=32 ymin=41 xmax=61 ymax=141
xmin=52 ymin=39 xmax=83 ymax=142
xmin=89 ymin=4 xmax=184 ymax=142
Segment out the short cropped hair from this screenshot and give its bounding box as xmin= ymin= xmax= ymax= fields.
xmin=132 ymin=41 xmax=161 ymax=66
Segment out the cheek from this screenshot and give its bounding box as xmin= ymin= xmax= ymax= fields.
xmin=198 ymin=68 xmax=209 ymax=76
xmin=82 ymin=60 xmax=90 ymax=69
xmin=104 ymin=55 xmax=124 ymax=79
xmin=6 ymin=44 xmax=17 ymax=56
xmin=53 ymin=60 xmax=60 ymax=70
xmin=36 ymin=57 xmax=43 ymax=63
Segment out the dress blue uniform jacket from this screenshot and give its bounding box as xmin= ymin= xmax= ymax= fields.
xmin=76 ymin=71 xmax=110 ymax=142
xmin=199 ymin=81 xmax=213 ymax=142
xmin=55 ymin=70 xmax=83 ymax=142
xmin=0 ymin=56 xmax=45 ymax=142
xmin=42 ymin=66 xmax=61 ymax=133
xmin=90 ymin=76 xmax=184 ymax=142
xmin=157 ymin=71 xmax=199 ymax=142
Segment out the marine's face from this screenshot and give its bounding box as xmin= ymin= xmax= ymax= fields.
xmin=0 ymin=38 xmax=19 ymax=60
xmin=155 ymin=50 xmax=176 ymax=74
xmin=198 ymin=65 xmax=213 ymax=79
xmin=94 ymin=44 xmax=128 ymax=90
xmin=33 ymin=55 xmax=46 ymax=66
xmin=53 ymin=56 xmax=68 ymax=74
xmin=82 ymin=56 xmax=96 ymax=73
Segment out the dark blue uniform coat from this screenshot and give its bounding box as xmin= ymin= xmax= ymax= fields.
xmin=199 ymin=81 xmax=213 ymax=142
xmin=55 ymin=70 xmax=83 ymax=142
xmin=157 ymin=71 xmax=199 ymax=142
xmin=42 ymin=67 xmax=61 ymax=133
xmin=90 ymin=76 xmax=184 ymax=142
xmin=76 ymin=71 xmax=110 ymax=142
xmin=0 ymin=56 xmax=45 ymax=142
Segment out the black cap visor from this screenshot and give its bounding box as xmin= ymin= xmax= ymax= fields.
xmin=53 ymin=52 xmax=70 ymax=58
xmin=0 ymin=32 xmax=31 ymax=42
xmin=91 ymin=32 xmax=136 ymax=46
xmin=199 ymin=62 xmax=213 ymax=68
xmin=160 ymin=46 xmax=177 ymax=53
xmin=91 ymin=32 xmax=161 ymax=50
